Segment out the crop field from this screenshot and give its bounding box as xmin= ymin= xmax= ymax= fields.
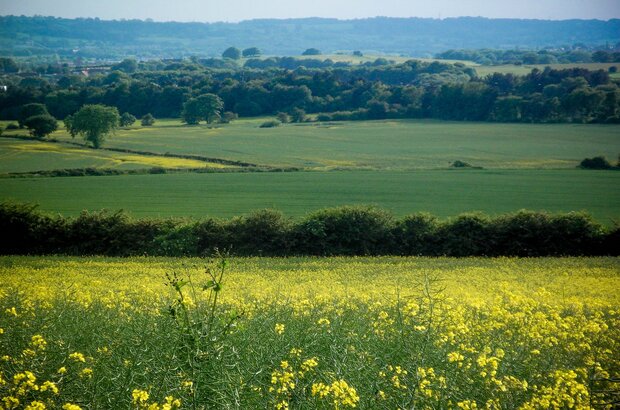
xmin=0 ymin=139 xmax=227 ymax=173
xmin=1 ymin=256 xmax=618 ymax=408
xmin=3 ymin=119 xmax=619 ymax=172
xmin=1 ymin=169 xmax=619 ymax=221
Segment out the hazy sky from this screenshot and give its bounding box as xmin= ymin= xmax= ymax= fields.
xmin=0 ymin=0 xmax=619 ymax=22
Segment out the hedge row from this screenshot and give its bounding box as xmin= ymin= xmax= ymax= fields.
xmin=1 ymin=202 xmax=617 ymax=257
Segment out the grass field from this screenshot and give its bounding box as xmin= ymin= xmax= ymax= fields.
xmin=0 ymin=139 xmax=228 ymax=173
xmin=1 ymin=169 xmax=619 ymax=221
xmin=1 ymin=256 xmax=618 ymax=408
xmin=3 ymin=119 xmax=618 ymax=172
xmin=474 ymin=62 xmax=620 ymax=77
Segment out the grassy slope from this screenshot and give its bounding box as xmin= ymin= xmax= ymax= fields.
xmin=1 ymin=170 xmax=618 ymax=222
xmin=24 ymin=119 xmax=620 ymax=171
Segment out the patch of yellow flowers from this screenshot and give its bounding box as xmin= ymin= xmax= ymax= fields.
xmin=0 ymin=256 xmax=619 ymax=408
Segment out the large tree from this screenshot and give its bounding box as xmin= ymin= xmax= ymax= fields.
xmin=68 ymin=105 xmax=120 ymax=148
xmin=242 ymin=47 xmax=261 ymax=58
xmin=181 ymin=94 xmax=224 ymax=125
xmin=222 ymin=47 xmax=241 ymax=60
xmin=18 ymin=103 xmax=49 ymax=128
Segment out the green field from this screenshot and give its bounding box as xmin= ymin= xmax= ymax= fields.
xmin=1 ymin=118 xmax=618 ymax=221
xmin=3 ymin=119 xmax=618 ymax=172
xmin=474 ymin=62 xmax=620 ymax=77
xmin=1 ymin=169 xmax=619 ymax=221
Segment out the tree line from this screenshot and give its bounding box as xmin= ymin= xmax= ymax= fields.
xmin=436 ymin=48 xmax=620 ymax=66
xmin=1 ymin=59 xmax=619 ymax=129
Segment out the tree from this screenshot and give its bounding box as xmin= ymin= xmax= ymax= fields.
xmin=222 ymin=47 xmax=241 ymax=60
xmin=111 ymin=58 xmax=138 ymax=73
xmin=276 ymin=112 xmax=290 ymax=123
xmin=242 ymin=47 xmax=261 ymax=58
xmin=141 ymin=113 xmax=155 ymax=126
xmin=181 ymin=94 xmax=224 ymax=125
xmin=24 ymin=114 xmax=58 ymax=138
xmin=0 ymin=57 xmax=18 ymax=73
xmin=68 ymin=105 xmax=120 ymax=148
xmin=302 ymin=48 xmax=321 ymax=56
xmin=18 ymin=103 xmax=49 ymax=128
xmin=120 ymin=112 xmax=137 ymax=127
xmin=220 ymin=111 xmax=238 ymax=124
xmin=290 ymin=107 xmax=307 ymax=123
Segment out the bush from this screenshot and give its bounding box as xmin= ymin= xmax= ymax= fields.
xmin=435 ymin=213 xmax=492 ymax=256
xmin=5 ymin=123 xmax=19 ymax=130
xmin=120 ymin=112 xmax=137 ymax=127
xmin=451 ymin=160 xmax=472 ymax=168
xmin=259 ymin=120 xmax=281 ymax=128
xmin=392 ymin=213 xmax=438 ymax=255
xmin=226 ymin=209 xmax=292 ymax=255
xmin=23 ymin=114 xmax=58 ymax=138
xmin=141 ymin=113 xmax=155 ymax=126
xmin=580 ymin=156 xmax=613 ymax=169
xmin=276 ymin=112 xmax=291 ymax=123
xmin=220 ymin=111 xmax=238 ymax=124
xmin=293 ymin=206 xmax=393 ymax=255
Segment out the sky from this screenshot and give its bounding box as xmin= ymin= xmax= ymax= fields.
xmin=0 ymin=0 xmax=619 ymax=22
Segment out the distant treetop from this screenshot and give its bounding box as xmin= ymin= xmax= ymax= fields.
xmin=302 ymin=48 xmax=321 ymax=56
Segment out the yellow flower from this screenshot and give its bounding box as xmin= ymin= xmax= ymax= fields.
xmin=5 ymin=307 xmax=18 ymax=317
xmin=79 ymin=368 xmax=93 ymax=378
xmin=69 ymin=352 xmax=86 ymax=363
xmin=58 ymin=367 xmax=67 ymax=374
xmin=132 ymin=389 xmax=150 ymax=405
xmin=317 ymin=318 xmax=330 ymax=326
xmin=275 ymin=323 xmax=285 ymax=335
xmin=62 ymin=405 xmax=82 ymax=410
xmin=40 ymin=381 xmax=59 ymax=394
xmin=30 ymin=335 xmax=47 ymax=350
xmin=24 ymin=401 xmax=46 ymax=410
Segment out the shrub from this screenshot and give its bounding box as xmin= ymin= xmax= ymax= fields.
xmin=392 ymin=213 xmax=438 ymax=255
xmin=141 ymin=113 xmax=156 ymax=126
xmin=293 ymin=206 xmax=393 ymax=255
xmin=435 ymin=213 xmax=492 ymax=256
xmin=259 ymin=120 xmax=280 ymax=128
xmin=152 ymin=223 xmax=200 ymax=256
xmin=276 ymin=112 xmax=291 ymax=123
xmin=451 ymin=160 xmax=472 ymax=168
xmin=5 ymin=123 xmax=19 ymax=130
xmin=23 ymin=114 xmax=58 ymax=138
xmin=226 ymin=209 xmax=292 ymax=255
xmin=579 ymin=156 xmax=612 ymax=169
xmin=120 ymin=112 xmax=137 ymax=127
xmin=220 ymin=111 xmax=238 ymax=124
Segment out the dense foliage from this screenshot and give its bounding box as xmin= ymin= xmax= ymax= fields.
xmin=437 ymin=48 xmax=620 ymax=65
xmin=1 ymin=57 xmax=619 ymax=124
xmin=0 ymin=202 xmax=616 ymax=257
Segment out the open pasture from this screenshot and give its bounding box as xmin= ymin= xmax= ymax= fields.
xmin=474 ymin=62 xmax=620 ymax=77
xmin=1 ymin=256 xmax=618 ymax=408
xmin=10 ymin=118 xmax=619 ymax=172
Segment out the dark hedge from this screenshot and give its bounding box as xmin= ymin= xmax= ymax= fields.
xmin=1 ymin=202 xmax=617 ymax=257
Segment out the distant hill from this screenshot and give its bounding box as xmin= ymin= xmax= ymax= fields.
xmin=1 ymin=15 xmax=619 ymax=59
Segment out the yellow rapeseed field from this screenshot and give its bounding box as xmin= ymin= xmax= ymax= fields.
xmin=1 ymin=256 xmax=618 ymax=409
